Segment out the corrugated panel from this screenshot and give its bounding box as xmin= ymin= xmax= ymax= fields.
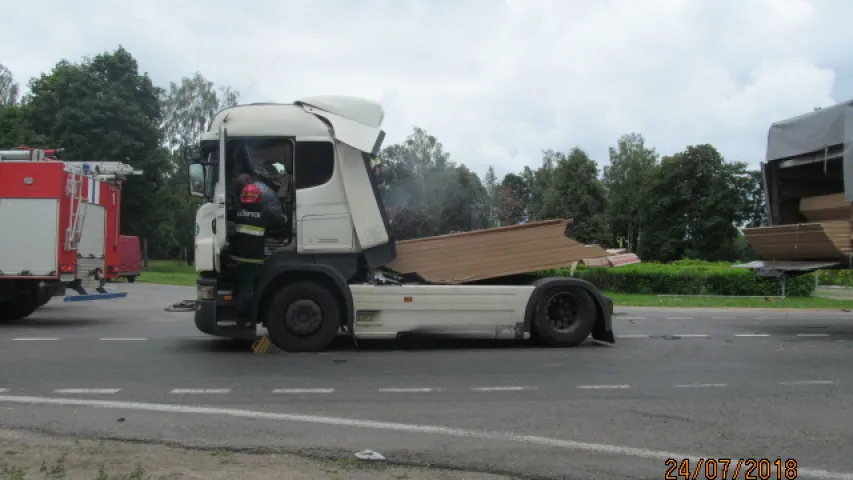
xmin=799 ymin=193 xmax=853 ymax=222
xmin=743 ymin=221 xmax=853 ymax=261
xmin=385 ymin=219 xmax=610 ymax=284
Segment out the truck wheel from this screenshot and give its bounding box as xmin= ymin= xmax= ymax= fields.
xmin=265 ymin=281 xmax=341 ymax=352
xmin=0 ymin=296 xmax=40 ymax=323
xmin=531 ymin=287 xmax=597 ymax=347
xmin=127 ymin=276 xmax=137 ymax=283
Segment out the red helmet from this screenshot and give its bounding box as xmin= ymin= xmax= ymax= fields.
xmin=240 ymin=183 xmax=263 ymax=204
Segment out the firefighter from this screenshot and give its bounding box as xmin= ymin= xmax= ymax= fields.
xmin=229 ymin=174 xmax=287 ymax=322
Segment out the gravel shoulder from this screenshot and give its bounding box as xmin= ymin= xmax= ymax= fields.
xmin=0 ymin=428 xmax=511 ymax=480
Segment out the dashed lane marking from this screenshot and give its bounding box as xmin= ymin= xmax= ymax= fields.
xmin=170 ymin=389 xmax=232 ymax=394
xmin=779 ymin=380 xmax=836 ymax=386
xmin=797 ymin=333 xmax=831 ymax=337
xmin=735 ymin=333 xmax=770 ymax=337
xmin=577 ymin=384 xmax=631 ymax=389
xmin=674 ymin=383 xmax=728 ymax=388
xmin=0 ymin=395 xmax=850 ymax=480
xmin=616 ymin=334 xmax=649 ymax=338
xmin=666 ymin=317 xmax=694 ymax=320
xmin=53 ymin=389 xmax=121 ymax=395
xmin=272 ymin=388 xmax=335 ymax=394
xmin=378 ymin=388 xmax=441 ymax=393
xmin=470 ymin=386 xmax=538 ymax=392
xmin=99 ymin=337 xmax=147 ymax=341
xmin=0 ymin=389 xmax=7 ymax=393
xmin=619 ymin=316 xmax=647 ymax=320
xmin=13 ymin=337 xmax=59 ymax=341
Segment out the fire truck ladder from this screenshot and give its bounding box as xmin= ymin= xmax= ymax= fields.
xmin=63 ymin=162 xmax=141 ymax=252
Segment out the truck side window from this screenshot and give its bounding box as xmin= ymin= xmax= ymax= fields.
xmin=294 ymin=142 xmax=334 ymax=190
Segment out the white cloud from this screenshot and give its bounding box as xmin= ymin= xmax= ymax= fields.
xmin=1 ymin=0 xmax=847 ymax=178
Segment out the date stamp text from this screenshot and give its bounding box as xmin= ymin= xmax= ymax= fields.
xmin=664 ymin=458 xmax=798 ymax=479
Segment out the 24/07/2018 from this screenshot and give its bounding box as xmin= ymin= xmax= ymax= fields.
xmin=664 ymin=458 xmax=798 ymax=480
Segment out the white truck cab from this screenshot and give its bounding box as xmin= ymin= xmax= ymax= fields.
xmin=188 ymin=95 xmax=615 ymax=352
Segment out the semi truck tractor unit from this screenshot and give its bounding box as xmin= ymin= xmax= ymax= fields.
xmin=187 ymin=96 xmax=615 ymax=353
xmin=0 ymin=147 xmax=140 ymax=322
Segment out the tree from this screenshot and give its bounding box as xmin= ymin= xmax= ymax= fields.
xmin=639 ymin=144 xmax=750 ymax=262
xmin=538 ymin=148 xmax=609 ymax=244
xmin=160 ymin=72 xmax=239 ymax=153
xmin=0 ymin=64 xmax=18 ymax=107
xmin=602 ymin=133 xmax=659 ymax=252
xmin=483 ymin=166 xmax=498 ymax=227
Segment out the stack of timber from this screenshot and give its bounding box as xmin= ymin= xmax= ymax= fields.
xmin=385 ymin=219 xmax=610 ymax=284
xmin=744 ymin=193 xmax=853 ymax=261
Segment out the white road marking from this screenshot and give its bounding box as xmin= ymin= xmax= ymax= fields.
xmin=379 ymin=388 xmax=441 ymax=393
xmin=796 ymin=333 xmax=831 ymax=337
xmin=735 ymin=333 xmax=770 ymax=337
xmin=0 ymin=389 xmax=7 ymax=393
xmin=779 ymin=380 xmax=836 ymax=386
xmin=13 ymin=337 xmax=59 ymax=341
xmin=617 ymin=334 xmax=649 ymax=338
xmin=620 ymin=316 xmax=647 ymax=320
xmin=170 ymin=389 xmax=231 ymax=394
xmin=99 ymin=337 xmax=147 ymax=341
xmin=666 ymin=317 xmax=693 ymax=320
xmin=470 ymin=386 xmax=537 ymax=392
xmin=272 ymin=388 xmax=334 ymax=394
xmin=577 ymin=384 xmax=631 ymax=389
xmin=5 ymin=396 xmax=847 ymax=480
xmin=53 ymin=389 xmax=121 ymax=395
xmin=674 ymin=383 xmax=727 ymax=388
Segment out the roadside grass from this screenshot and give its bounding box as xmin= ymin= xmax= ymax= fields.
xmin=1 ymin=457 xmax=148 ymax=480
xmin=137 ymin=259 xmax=196 ymax=286
xmin=604 ymin=291 xmax=853 ymax=309
xmin=137 ymin=260 xmax=853 ymax=309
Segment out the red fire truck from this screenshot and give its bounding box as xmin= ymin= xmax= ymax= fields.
xmin=0 ymin=146 xmax=140 ymax=322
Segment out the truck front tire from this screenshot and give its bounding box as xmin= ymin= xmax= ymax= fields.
xmin=531 ymin=286 xmax=597 ymax=347
xmin=265 ymin=281 xmax=341 ymax=352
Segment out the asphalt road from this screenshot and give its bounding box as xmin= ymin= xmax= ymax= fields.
xmin=1 ymin=283 xmax=853 ymax=479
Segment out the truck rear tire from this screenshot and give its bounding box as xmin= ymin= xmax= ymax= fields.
xmin=265 ymin=281 xmax=341 ymax=352
xmin=0 ymin=296 xmax=40 ymax=323
xmin=531 ymin=286 xmax=596 ymax=347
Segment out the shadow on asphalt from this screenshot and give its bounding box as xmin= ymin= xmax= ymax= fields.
xmin=0 ymin=316 xmax=110 ymax=329
xmin=172 ymin=334 xmax=607 ymax=355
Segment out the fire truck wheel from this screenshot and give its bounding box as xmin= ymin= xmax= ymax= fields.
xmin=0 ymin=296 xmax=40 ymax=323
xmin=265 ymin=281 xmax=341 ymax=352
xmin=531 ymin=286 xmax=596 ymax=347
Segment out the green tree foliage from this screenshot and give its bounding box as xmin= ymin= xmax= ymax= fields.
xmin=602 ymin=133 xmax=659 ymax=252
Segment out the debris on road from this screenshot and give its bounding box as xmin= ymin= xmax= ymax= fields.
xmin=164 ymin=299 xmax=197 ymax=313
xmin=355 ymin=449 xmax=386 ymax=461
xmin=252 ymin=335 xmax=283 ymax=354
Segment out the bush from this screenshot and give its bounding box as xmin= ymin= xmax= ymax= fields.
xmin=542 ymin=262 xmax=816 ymax=297
xmin=817 ymin=269 xmax=853 ymax=287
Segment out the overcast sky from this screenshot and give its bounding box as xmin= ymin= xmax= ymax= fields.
xmin=3 ymin=0 xmax=851 ymax=178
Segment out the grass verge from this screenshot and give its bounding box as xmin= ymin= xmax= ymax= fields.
xmin=137 ymin=261 xmax=853 ymax=309
xmin=605 ymin=292 xmax=853 ymax=309
xmin=136 ymin=260 xmax=196 ymax=286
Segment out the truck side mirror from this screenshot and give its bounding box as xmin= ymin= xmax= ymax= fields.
xmin=188 ymin=163 xmax=206 ymax=197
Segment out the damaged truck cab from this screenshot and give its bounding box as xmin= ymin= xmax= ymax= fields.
xmin=188 ymin=96 xmax=615 ymax=352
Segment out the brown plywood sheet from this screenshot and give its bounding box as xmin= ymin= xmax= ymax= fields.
xmin=385 ymin=219 xmax=610 ymax=284
xmin=799 ymin=194 xmax=853 ymax=222
xmin=743 ymin=220 xmax=853 ymax=261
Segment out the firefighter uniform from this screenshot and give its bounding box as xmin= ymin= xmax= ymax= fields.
xmin=230 ymin=183 xmax=269 ymax=319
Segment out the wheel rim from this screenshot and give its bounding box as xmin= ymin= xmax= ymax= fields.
xmin=284 ymin=299 xmax=323 ymax=337
xmin=545 ymin=292 xmax=582 ymax=333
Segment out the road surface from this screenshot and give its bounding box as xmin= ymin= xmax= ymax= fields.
xmin=0 ymin=283 xmax=852 ymax=479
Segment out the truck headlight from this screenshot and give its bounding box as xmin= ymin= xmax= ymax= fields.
xmin=197 ymin=285 xmax=216 ymax=300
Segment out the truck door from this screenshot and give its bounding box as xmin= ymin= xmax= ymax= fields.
xmin=214 ymin=125 xmax=228 ymax=271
